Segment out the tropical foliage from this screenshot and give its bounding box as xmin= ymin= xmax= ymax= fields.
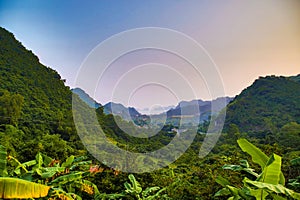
xmin=215 ymin=139 xmax=300 ymax=199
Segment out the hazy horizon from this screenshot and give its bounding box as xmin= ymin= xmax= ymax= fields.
xmin=1 ymin=0 xmax=299 ymax=109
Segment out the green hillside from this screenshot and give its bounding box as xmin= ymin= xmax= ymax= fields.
xmin=225 ymin=75 xmax=300 ymax=134
xmin=0 ymin=27 xmax=82 ymax=161
xmin=0 ymin=27 xmax=174 ymax=162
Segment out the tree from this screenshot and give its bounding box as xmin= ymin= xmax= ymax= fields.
xmin=277 ymin=122 xmax=300 ymax=151
xmin=0 ymin=90 xmax=24 ymax=126
xmin=228 ymin=123 xmax=240 ymax=140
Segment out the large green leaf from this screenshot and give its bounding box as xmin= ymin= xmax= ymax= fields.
xmin=237 ymin=139 xmax=286 ymax=185
xmin=279 ymin=172 xmax=285 ymax=186
xmin=237 ymin=139 xmax=269 ymax=169
xmin=73 ymin=155 xmax=88 ymax=162
xmin=42 ymin=153 xmax=54 ymax=167
xmin=124 ymin=182 xmax=133 ymax=192
xmin=214 ymin=188 xmax=231 ymax=197
xmin=258 ymin=154 xmax=282 ymax=185
xmin=13 ymin=159 xmax=36 ymax=176
xmin=34 ymin=152 xmax=43 ymax=169
xmin=245 ymin=178 xmax=300 ymax=199
xmin=249 ymin=189 xmax=269 ymax=200
xmin=62 ymin=155 xmax=75 ymax=168
xmin=223 ymin=163 xmax=259 ymax=178
xmin=9 ymin=156 xmax=28 ymax=175
xmin=50 ymin=172 xmax=84 ymax=186
xmin=0 ymin=177 xmax=50 ymax=198
xmin=40 ymin=167 xmax=65 ymax=179
xmin=70 ymin=160 xmax=92 ymax=170
xmin=238 ymin=187 xmax=253 ymax=200
xmin=215 ymin=175 xmax=231 ymax=187
xmin=22 ymin=159 xmax=37 ymax=168
xmin=270 ymin=193 xmax=288 ymax=200
xmin=226 ymin=185 xmax=240 ymax=199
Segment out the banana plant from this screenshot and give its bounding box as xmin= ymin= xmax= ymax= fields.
xmin=0 ymin=145 xmax=51 ymax=198
xmin=0 ymin=144 xmax=101 ymax=199
xmin=38 ymin=155 xmax=99 ymax=199
xmin=215 ymin=138 xmax=300 ymax=200
xmin=288 ymin=157 xmax=300 ymax=191
xmin=124 ymin=174 xmax=169 ymax=200
xmin=0 ymin=177 xmax=50 ymax=198
xmin=96 ymin=174 xmax=170 ymax=200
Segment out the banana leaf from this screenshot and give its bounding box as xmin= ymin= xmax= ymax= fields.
xmin=0 ymin=177 xmax=50 ymax=198
xmin=40 ymin=166 xmax=66 ymax=179
xmin=237 ymin=139 xmax=285 ymax=185
xmin=62 ymin=155 xmax=75 ymax=168
xmin=258 ymin=154 xmax=282 ymax=185
xmin=70 ymin=160 xmax=92 ymax=170
xmin=50 ymin=172 xmax=84 ymax=186
xmin=237 ymin=139 xmax=269 ymax=169
xmin=244 ymin=178 xmax=300 ymax=199
xmin=215 ymin=175 xmax=231 ymax=187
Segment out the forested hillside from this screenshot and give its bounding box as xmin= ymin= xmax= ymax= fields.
xmin=225 ymin=75 xmax=300 ymax=134
xmin=0 ymin=27 xmax=82 ymax=161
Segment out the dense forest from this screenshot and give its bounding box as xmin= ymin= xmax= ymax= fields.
xmin=0 ymin=27 xmax=300 ymax=199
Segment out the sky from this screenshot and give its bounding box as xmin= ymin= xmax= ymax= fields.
xmin=0 ymin=0 xmax=299 ymax=112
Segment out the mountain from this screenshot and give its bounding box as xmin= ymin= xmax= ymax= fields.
xmin=103 ymin=102 xmax=150 ymax=126
xmin=0 ymin=27 xmax=72 ymax=131
xmin=165 ymin=97 xmax=233 ymax=124
xmin=103 ymin=97 xmax=232 ymax=127
xmin=0 ymin=27 xmax=84 ymax=161
xmin=70 ymin=89 xmax=146 ymax=124
xmin=0 ymin=27 xmax=163 ymax=162
xmin=71 ymin=88 xmax=101 ymax=108
xmin=224 ymin=75 xmax=300 ymax=133
xmin=168 ymin=98 xmax=231 ymax=116
xmin=136 ymin=105 xmax=175 ymax=115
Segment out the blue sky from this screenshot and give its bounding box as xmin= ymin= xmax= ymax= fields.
xmin=1 ymin=0 xmax=299 ymax=110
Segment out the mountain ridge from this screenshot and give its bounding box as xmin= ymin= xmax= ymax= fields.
xmin=0 ymin=26 xmax=83 ymax=161
xmin=224 ymin=74 xmax=300 ymax=133
xmin=71 ymin=88 xmax=101 ymax=108
xmin=72 ymin=86 xmax=233 ymax=125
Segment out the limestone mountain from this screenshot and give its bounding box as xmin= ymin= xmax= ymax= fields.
xmin=0 ymin=27 xmax=81 ymax=160
xmin=103 ymin=102 xmax=150 ymax=126
xmin=224 ymin=75 xmax=300 ymax=133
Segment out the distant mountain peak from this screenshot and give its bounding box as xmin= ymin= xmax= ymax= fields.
xmin=136 ymin=105 xmax=176 ymax=115
xmin=71 ymin=88 xmax=101 ymax=108
xmin=103 ymin=102 xmax=150 ymax=126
